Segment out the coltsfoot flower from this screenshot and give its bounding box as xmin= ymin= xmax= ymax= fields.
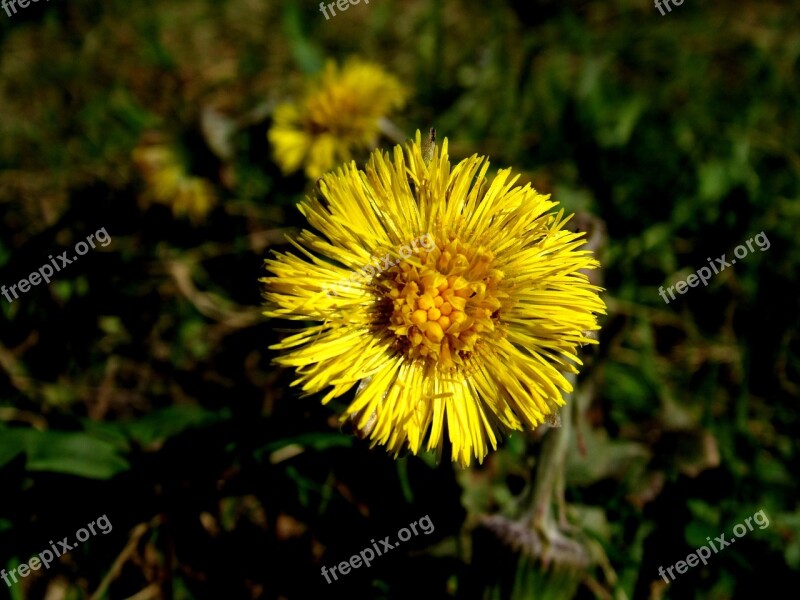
xmin=133 ymin=135 xmax=216 ymax=224
xmin=262 ymin=132 xmax=605 ymax=466
xmin=268 ymin=58 xmax=408 ymax=179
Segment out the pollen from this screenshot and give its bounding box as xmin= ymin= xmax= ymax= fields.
xmin=383 ymin=238 xmax=505 ymax=370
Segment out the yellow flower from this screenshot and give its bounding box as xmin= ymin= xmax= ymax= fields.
xmin=262 ymin=132 xmax=605 ymax=467
xmin=268 ymin=59 xmax=408 ymax=179
xmin=132 ymin=136 xmax=216 ymax=224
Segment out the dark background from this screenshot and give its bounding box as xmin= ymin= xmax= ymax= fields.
xmin=0 ymin=0 xmax=798 ymax=598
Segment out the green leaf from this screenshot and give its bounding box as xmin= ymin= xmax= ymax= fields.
xmin=120 ymin=406 xmax=230 ymax=447
xmin=0 ymin=428 xmax=28 ymax=468
xmin=282 ymin=3 xmax=324 ymax=74
xmin=396 ymin=458 xmax=414 ymax=504
xmin=25 ymin=431 xmax=129 ymax=479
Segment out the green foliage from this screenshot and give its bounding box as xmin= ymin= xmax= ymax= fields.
xmin=0 ymin=0 xmax=798 ymax=598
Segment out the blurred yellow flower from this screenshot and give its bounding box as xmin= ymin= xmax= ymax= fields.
xmin=261 ymin=132 xmax=605 ymax=467
xmin=133 ymin=137 xmax=216 ymax=224
xmin=268 ymin=58 xmax=408 ymax=179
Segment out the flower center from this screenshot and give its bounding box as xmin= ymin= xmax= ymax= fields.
xmin=380 ymin=237 xmax=505 ymax=369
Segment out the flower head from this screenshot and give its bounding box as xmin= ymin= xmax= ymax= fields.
xmin=268 ymin=58 xmax=408 ymax=179
xmin=133 ymin=135 xmax=216 ymax=224
xmin=262 ymin=132 xmax=605 ymax=466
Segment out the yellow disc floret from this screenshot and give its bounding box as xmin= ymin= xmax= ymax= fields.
xmin=382 ymin=238 xmax=505 ymax=371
